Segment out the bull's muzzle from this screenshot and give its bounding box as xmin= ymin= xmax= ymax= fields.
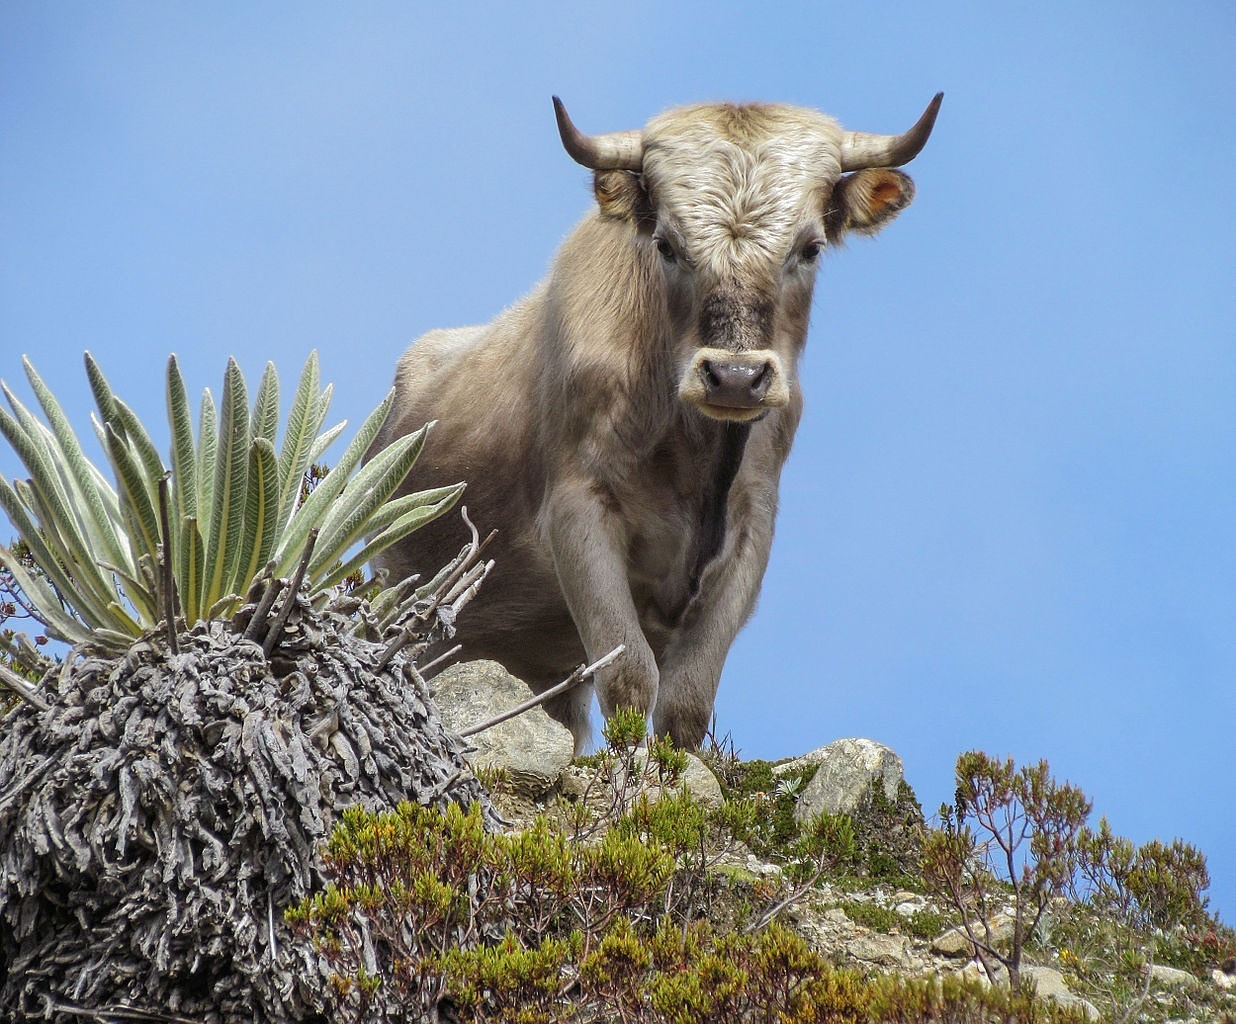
xmin=679 ymin=348 xmax=790 ymax=421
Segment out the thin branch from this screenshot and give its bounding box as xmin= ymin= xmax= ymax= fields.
xmin=157 ymin=474 xmax=180 ymax=655
xmin=458 ymin=645 xmax=624 ymax=738
xmin=416 ymin=643 xmax=462 ymax=677
xmin=40 ymin=997 xmax=205 ymax=1023
xmin=443 ymin=558 xmax=493 ymax=614
xmin=242 ymin=562 xmax=283 ymax=642
xmin=460 ymin=503 xmax=480 ymax=551
xmin=0 ymin=658 xmax=50 ymax=712
xmin=744 ymin=862 xmax=830 ymax=934
xmin=262 ymin=528 xmax=318 ymax=658
xmin=267 ymin=892 xmax=278 ymax=961
xmin=374 ymin=623 xmax=418 ymax=674
xmin=423 ymin=767 xmax=465 ymax=804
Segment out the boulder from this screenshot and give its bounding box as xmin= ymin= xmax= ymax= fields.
xmin=1021 ymin=965 xmax=1100 ymax=1020
xmin=432 ymin=660 xmax=573 ymax=797
xmin=845 ymin=932 xmax=916 ymax=970
xmin=932 ymin=913 xmax=1016 ymax=958
xmin=1149 ymin=964 xmax=1197 ymax=989
xmin=623 ymin=749 xmax=725 ymax=810
xmin=787 ymin=738 xmax=925 ymax=877
xmin=789 ymin=738 xmax=904 ymax=819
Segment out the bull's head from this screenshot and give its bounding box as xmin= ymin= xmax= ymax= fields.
xmin=554 ymin=94 xmax=941 ymax=422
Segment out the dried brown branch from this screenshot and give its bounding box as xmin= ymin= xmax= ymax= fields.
xmin=262 ymin=528 xmax=317 ymax=657
xmin=242 ymin=562 xmax=282 ymax=642
xmin=41 ymin=998 xmax=205 ymax=1022
xmin=458 ymin=645 xmax=624 ymax=738
xmin=416 ymin=643 xmax=462 ymax=677
xmin=0 ymin=659 xmax=49 ymax=712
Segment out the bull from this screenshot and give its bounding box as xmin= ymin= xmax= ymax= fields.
xmin=369 ymin=95 xmax=942 ymax=753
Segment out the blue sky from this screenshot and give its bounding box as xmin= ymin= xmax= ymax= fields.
xmin=3 ymin=4 xmax=1234 ymax=921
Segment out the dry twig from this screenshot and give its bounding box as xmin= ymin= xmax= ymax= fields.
xmin=459 ymin=645 xmax=625 ymax=738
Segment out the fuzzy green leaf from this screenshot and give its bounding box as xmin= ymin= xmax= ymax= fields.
xmin=84 ymin=351 xmax=120 ymax=439
xmin=166 ymin=355 xmax=198 ymax=524
xmin=196 ymin=387 xmax=217 ymax=539
xmin=200 ymin=359 xmax=250 ymax=612
xmin=178 ymin=516 xmax=204 ymax=625
xmin=110 ymin=397 xmax=166 ymax=533
xmin=0 ymin=541 xmax=91 ymax=645
xmin=23 ymin=356 xmax=130 ymax=571
xmin=306 ymin=420 xmax=346 ymax=468
xmin=312 ymin=482 xmax=463 ymax=592
xmin=231 ymin=436 xmax=280 ymax=601
xmin=352 ymin=484 xmax=462 ymax=544
xmin=0 ymin=398 xmax=94 ymax=570
xmin=103 ymin=422 xmax=161 ymax=572
xmin=0 ymin=400 xmax=130 ymax=629
xmin=309 ymin=423 xmax=429 ymax=576
xmin=277 ymin=351 xmax=322 ymax=529
xmin=11 ymin=477 xmax=132 ymax=634
xmin=252 ymin=361 xmax=280 ymax=446
xmin=0 ymin=477 xmax=114 ymax=633
xmin=273 ymin=388 xmax=395 ymax=575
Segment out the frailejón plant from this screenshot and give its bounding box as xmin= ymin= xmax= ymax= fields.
xmin=0 ymin=351 xmax=461 ymax=654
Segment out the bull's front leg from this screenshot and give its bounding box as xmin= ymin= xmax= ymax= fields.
xmin=544 ymin=476 xmax=658 ymax=754
xmin=653 ymin=501 xmax=776 ymax=750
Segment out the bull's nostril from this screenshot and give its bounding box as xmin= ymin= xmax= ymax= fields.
xmin=749 ymin=362 xmax=772 ymax=398
xmin=702 ymin=360 xmax=722 ymax=390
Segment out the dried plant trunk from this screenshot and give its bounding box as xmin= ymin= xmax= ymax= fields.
xmin=0 ymin=581 xmax=494 ymax=1023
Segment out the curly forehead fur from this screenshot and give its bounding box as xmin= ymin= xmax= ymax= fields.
xmin=640 ymin=103 xmax=844 ymax=272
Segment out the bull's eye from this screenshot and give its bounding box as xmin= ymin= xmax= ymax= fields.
xmin=654 ymin=236 xmax=677 ymax=263
xmin=800 ymin=240 xmax=823 ymax=263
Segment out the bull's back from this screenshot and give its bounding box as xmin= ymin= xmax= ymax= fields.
xmin=369 ymin=307 xmax=585 ymax=682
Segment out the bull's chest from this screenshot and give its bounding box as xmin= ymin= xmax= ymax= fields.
xmin=622 ymin=423 xmax=750 ymax=634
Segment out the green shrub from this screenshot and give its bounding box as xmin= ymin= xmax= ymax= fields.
xmin=836 ymin=900 xmax=901 ymax=934
xmin=292 ymin=801 xmax=1095 ymax=1023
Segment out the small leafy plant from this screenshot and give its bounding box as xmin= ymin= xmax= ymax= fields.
xmin=921 ymin=752 xmax=1091 ymax=991
xmin=0 ymin=351 xmax=461 ymax=654
xmin=921 ymin=749 xmax=1226 ymax=1024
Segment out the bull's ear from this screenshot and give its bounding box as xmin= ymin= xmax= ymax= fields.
xmin=825 ymin=168 xmax=916 ymax=243
xmin=594 ymin=169 xmax=654 ymax=229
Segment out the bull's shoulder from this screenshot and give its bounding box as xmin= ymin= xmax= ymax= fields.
xmin=393 ymin=325 xmax=486 ymax=392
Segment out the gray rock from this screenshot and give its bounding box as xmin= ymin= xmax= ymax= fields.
xmin=432 ymin=660 xmax=573 ymax=796
xmin=790 ymin=738 xmax=904 ymax=821
xmin=677 ymin=752 xmax=725 ymax=809
xmin=1021 ymin=965 xmax=1100 ymax=1021
xmin=932 ymin=913 xmax=1017 ymax=958
xmin=845 ymin=932 xmax=914 ymax=969
xmin=932 ymin=927 xmax=976 ymax=958
xmin=1149 ymin=963 xmax=1197 ymax=989
xmin=958 ymin=960 xmax=997 ymax=988
xmin=626 ymin=749 xmax=725 ymax=810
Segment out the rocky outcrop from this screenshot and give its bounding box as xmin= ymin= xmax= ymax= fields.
xmin=779 ymin=737 xmax=904 ymax=818
xmin=931 ymin=912 xmax=1017 ymax=957
xmin=432 ymin=660 xmax=574 ymax=797
xmin=1021 ymin=965 xmax=1100 ymax=1020
xmin=781 ymin=738 xmax=925 ymax=878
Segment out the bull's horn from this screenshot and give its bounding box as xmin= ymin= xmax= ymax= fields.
xmin=553 ymin=96 xmax=644 ymax=171
xmin=839 ymin=92 xmax=943 ymax=171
